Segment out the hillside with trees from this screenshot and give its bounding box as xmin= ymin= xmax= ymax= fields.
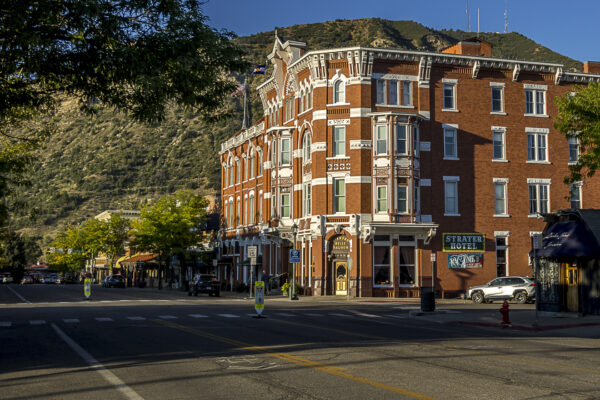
xmin=8 ymin=18 xmax=584 ymax=250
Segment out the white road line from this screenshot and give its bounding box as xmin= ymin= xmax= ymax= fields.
xmin=51 ymin=323 xmax=144 ymax=400
xmin=127 ymin=317 xmax=146 ymax=321
xmin=189 ymin=314 xmax=208 ymax=318
xmin=275 ymin=313 xmax=295 ymax=317
xmin=218 ymin=314 xmax=240 ymax=318
xmin=385 ymin=314 xmax=408 ymax=319
xmin=63 ymin=319 xmax=80 ymax=323
xmin=158 ymin=315 xmax=177 ymax=320
xmin=95 ymin=317 xmax=113 ymax=322
xmin=353 ymin=312 xmax=381 ymax=318
xmin=30 ymin=320 xmax=45 ymax=325
xmin=6 ymin=286 xmax=30 ymax=303
xmin=0 ymin=322 xmax=11 ymax=327
xmin=329 ymin=313 xmax=353 ymax=317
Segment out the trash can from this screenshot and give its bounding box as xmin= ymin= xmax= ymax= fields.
xmin=420 ymin=287 xmax=435 ymax=312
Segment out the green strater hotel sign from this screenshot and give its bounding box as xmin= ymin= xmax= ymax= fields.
xmin=442 ymin=233 xmax=485 ymax=252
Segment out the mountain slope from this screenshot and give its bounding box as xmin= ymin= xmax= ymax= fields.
xmin=11 ymin=18 xmax=582 ymax=244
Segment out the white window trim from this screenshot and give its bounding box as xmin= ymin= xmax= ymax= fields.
xmin=493 ymin=179 xmax=509 ymax=217
xmin=442 ymin=80 xmax=458 ymax=112
xmin=525 ymin=130 xmax=549 ymax=163
xmin=524 ymin=87 xmax=548 ymax=117
xmin=375 ymin=125 xmax=388 ymax=156
xmin=490 ymin=82 xmax=505 ymax=114
xmin=376 ymin=185 xmax=388 ymax=214
xmin=491 ymin=127 xmax=507 ymax=162
xmin=443 ymin=125 xmax=459 ymax=160
xmin=527 ymin=181 xmax=550 ymax=217
xmin=443 ymin=176 xmax=460 ymax=216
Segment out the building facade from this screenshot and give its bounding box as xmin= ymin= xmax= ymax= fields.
xmin=218 ymin=35 xmax=600 ymax=298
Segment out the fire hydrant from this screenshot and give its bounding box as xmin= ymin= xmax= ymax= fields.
xmin=499 ymin=300 xmax=511 ymax=326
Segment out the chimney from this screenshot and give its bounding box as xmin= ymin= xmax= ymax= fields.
xmin=584 ymin=61 xmax=600 ymax=74
xmin=441 ymin=38 xmax=492 ymax=57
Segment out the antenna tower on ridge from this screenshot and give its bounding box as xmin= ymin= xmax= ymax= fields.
xmin=504 ymin=1 xmax=509 ymax=33
xmin=466 ymin=0 xmax=471 ymax=32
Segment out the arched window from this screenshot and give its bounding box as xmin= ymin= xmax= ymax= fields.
xmin=334 ymin=80 xmax=345 ymax=103
xmin=303 ymin=132 xmax=312 ymax=162
xmin=249 ymin=149 xmax=255 ymax=179
xmin=258 ymin=150 xmax=263 ymax=176
xmin=249 ymin=193 xmax=255 ymax=225
xmin=228 ymin=158 xmax=234 ymax=186
xmin=309 ymin=86 xmax=313 ymax=109
xmin=228 ymin=198 xmax=233 ymax=228
xmin=271 ymin=138 xmax=277 ymax=164
xmin=236 ymin=197 xmax=241 ymax=226
xmin=236 ymin=159 xmax=241 ymax=183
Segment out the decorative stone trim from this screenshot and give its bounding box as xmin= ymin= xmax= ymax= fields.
xmin=350 ymin=140 xmax=372 ymax=149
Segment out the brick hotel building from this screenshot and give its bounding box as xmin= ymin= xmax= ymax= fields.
xmin=217 ymin=35 xmax=600 ymax=298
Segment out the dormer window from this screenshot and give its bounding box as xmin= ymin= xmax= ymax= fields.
xmin=333 ymin=80 xmax=345 ymax=103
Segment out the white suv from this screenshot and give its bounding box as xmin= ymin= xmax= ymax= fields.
xmin=467 ymin=276 xmax=535 ymax=304
xmin=1 ymin=273 xmax=14 ymax=284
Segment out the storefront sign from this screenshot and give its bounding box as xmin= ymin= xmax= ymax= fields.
xmin=448 ymin=253 xmax=483 ymax=269
xmin=331 ymin=235 xmax=350 ymax=255
xmin=443 ymin=233 xmax=485 ymax=252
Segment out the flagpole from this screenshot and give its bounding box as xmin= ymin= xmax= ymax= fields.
xmin=242 ymin=75 xmax=248 ymax=130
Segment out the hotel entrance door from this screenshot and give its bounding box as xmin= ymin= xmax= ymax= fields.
xmin=335 ymin=262 xmax=347 ymax=295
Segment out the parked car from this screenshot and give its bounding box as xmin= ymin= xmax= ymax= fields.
xmin=61 ymin=275 xmax=76 ymax=284
xmin=188 ymin=274 xmax=220 ymax=297
xmin=1 ymin=273 xmax=13 ymax=284
xmin=467 ymin=276 xmax=536 ymax=304
xmin=21 ymin=275 xmax=34 ymax=284
xmin=42 ymin=274 xmax=60 ymax=284
xmin=102 ymin=275 xmax=125 ymax=288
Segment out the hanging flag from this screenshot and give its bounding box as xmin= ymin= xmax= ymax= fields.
xmin=231 ymin=83 xmax=245 ymax=97
xmin=251 ymin=65 xmax=266 ymax=74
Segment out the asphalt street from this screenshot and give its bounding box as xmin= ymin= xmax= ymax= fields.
xmin=1 ymin=284 xmax=600 ymax=400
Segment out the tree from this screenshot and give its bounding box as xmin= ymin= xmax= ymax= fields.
xmin=0 ymin=231 xmax=27 ymax=281
xmin=0 ymin=1 xmax=248 ymax=227
xmin=47 ymin=225 xmax=89 ymax=274
xmin=131 ymin=190 xmax=208 ymax=289
xmin=555 ymin=82 xmax=600 ymax=184
xmin=82 ymin=213 xmax=131 ymax=274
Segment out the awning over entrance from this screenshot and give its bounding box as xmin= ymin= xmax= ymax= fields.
xmin=536 ymin=210 xmax=600 ymax=258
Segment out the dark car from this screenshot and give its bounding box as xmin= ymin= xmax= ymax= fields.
xmin=188 ymin=274 xmax=220 ymax=297
xmin=102 ymin=275 xmax=125 ymax=288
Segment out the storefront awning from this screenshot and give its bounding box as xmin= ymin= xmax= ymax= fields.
xmin=536 ymin=212 xmax=600 ymax=258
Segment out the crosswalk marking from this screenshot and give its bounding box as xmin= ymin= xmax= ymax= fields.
xmin=0 ymin=311 xmax=429 ymax=327
xmin=275 ymin=312 xmax=295 ymax=317
xmin=218 ymin=314 xmax=239 ymax=318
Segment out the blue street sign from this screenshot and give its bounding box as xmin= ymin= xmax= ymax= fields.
xmin=289 ymin=249 xmax=301 ymax=263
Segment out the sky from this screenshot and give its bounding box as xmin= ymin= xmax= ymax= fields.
xmin=202 ymin=0 xmax=598 ymax=64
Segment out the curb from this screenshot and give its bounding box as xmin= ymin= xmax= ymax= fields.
xmin=449 ymin=320 xmax=600 ymax=332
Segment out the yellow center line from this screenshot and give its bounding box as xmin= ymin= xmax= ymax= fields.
xmin=269 ymin=315 xmax=600 ymax=375
xmin=153 ymin=319 xmax=437 ymax=400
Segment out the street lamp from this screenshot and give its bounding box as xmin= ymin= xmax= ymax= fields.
xmin=291 ymin=222 xmax=299 ymax=300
